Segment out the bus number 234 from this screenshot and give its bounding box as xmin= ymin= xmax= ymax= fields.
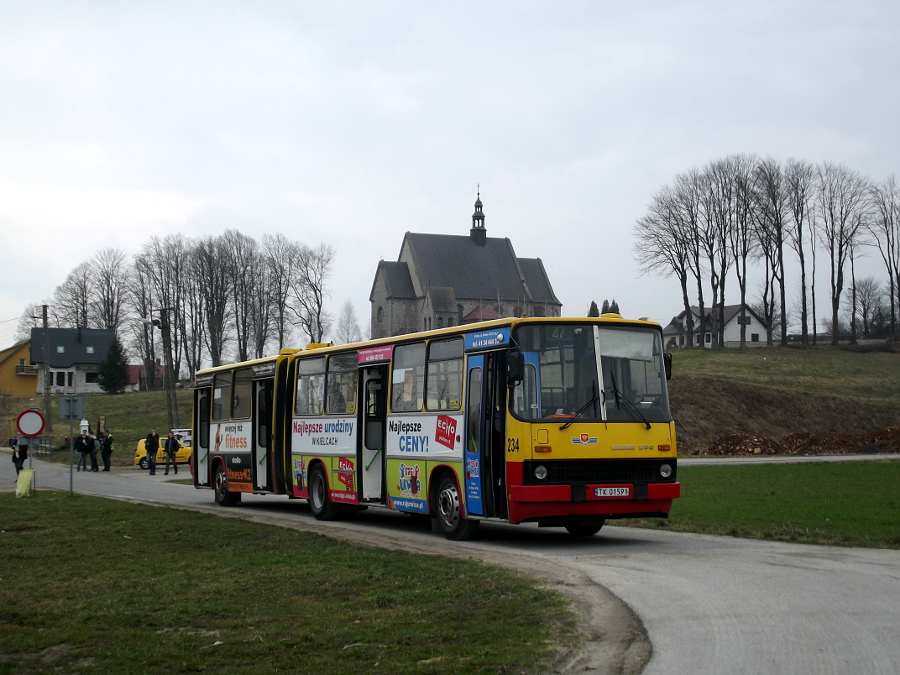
xmin=507 ymin=438 xmax=520 ymax=453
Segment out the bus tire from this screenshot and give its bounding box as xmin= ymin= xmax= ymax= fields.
xmin=309 ymin=465 xmax=340 ymax=521
xmin=564 ymin=520 xmax=605 ymax=537
xmin=214 ymin=463 xmax=241 ymax=507
xmin=435 ymin=473 xmax=479 ymax=541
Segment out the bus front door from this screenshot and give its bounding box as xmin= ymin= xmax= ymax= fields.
xmin=358 ymin=365 xmax=387 ymax=502
xmin=465 ymin=353 xmax=508 ymax=518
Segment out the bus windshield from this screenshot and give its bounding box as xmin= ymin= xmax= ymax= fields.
xmin=512 ymin=323 xmax=672 ymax=424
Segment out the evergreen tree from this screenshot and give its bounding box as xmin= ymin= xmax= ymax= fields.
xmin=610 ymin=299 xmax=620 ymax=314
xmin=601 ymin=299 xmax=610 ymax=314
xmin=588 ymin=301 xmax=600 ymax=317
xmin=99 ymin=335 xmax=130 ymax=394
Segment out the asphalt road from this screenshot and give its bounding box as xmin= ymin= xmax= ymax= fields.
xmin=6 ymin=454 xmax=900 ymax=675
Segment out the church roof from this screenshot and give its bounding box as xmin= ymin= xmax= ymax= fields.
xmin=400 ymin=232 xmax=560 ymax=306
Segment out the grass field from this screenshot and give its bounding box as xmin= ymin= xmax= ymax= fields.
xmin=0 ymin=492 xmax=573 ymax=674
xmin=617 ymin=461 xmax=900 ymax=549
xmin=671 ymin=344 xmax=900 ymax=403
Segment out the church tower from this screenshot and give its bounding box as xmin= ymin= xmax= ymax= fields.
xmin=469 ymin=186 xmax=486 ymax=246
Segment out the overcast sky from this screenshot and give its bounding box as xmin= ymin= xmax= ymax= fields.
xmin=1 ymin=1 xmax=897 ymax=350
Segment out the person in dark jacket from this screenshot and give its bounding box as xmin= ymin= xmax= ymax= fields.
xmin=164 ymin=431 xmax=182 ymax=475
xmin=100 ymin=430 xmax=114 ymax=471
xmin=74 ymin=430 xmax=92 ymax=472
xmin=10 ymin=437 xmax=27 ymax=475
xmin=145 ymin=428 xmax=160 ymax=475
xmin=87 ymin=431 xmax=100 ymax=472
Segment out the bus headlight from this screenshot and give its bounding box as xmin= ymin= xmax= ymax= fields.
xmin=534 ymin=465 xmax=549 ymax=481
xmin=659 ymin=463 xmax=673 ymax=479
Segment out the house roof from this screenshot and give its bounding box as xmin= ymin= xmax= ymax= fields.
xmin=665 ymin=304 xmax=766 ymax=331
xmin=398 ymin=232 xmax=560 ymax=306
xmin=0 ymin=339 xmax=30 ymax=366
xmin=30 ymin=328 xmax=116 ymax=368
xmin=463 ymin=305 xmax=502 ymax=321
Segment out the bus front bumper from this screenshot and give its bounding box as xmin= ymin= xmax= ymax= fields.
xmin=506 ymin=481 xmax=680 ymax=524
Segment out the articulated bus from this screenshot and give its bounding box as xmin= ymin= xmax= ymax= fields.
xmin=191 ymin=316 xmax=680 ymax=540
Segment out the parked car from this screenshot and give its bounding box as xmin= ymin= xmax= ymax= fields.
xmin=134 ymin=429 xmax=192 ymax=470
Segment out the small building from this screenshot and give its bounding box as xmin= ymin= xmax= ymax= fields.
xmin=0 ymin=339 xmax=39 ymax=397
xmin=663 ymin=304 xmax=768 ymax=348
xmin=127 ymin=361 xmax=165 ymax=392
xmin=29 ymin=328 xmax=117 ymax=394
xmin=369 ymin=191 xmax=561 ymax=338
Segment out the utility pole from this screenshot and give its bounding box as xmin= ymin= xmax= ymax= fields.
xmin=153 ymin=307 xmax=179 ymax=432
xmin=42 ymin=304 xmax=52 ymax=431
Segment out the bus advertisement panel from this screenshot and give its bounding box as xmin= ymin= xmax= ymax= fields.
xmin=214 ymin=421 xmax=253 ymax=493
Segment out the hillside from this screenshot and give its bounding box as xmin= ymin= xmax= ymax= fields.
xmin=668 ymin=344 xmax=900 ymax=455
xmin=669 ymin=376 xmax=900 ymax=455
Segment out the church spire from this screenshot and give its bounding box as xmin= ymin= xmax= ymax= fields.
xmin=470 ymin=185 xmax=486 ymax=245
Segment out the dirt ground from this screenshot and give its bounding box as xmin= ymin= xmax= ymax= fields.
xmin=668 ymin=376 xmax=900 ymax=456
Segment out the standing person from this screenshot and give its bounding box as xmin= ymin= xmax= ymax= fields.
xmin=88 ymin=431 xmax=100 ymax=472
xmin=145 ymin=428 xmax=160 ymax=475
xmin=100 ymin=430 xmax=114 ymax=472
xmin=10 ymin=436 xmax=27 ymax=476
xmin=164 ymin=431 xmax=182 ymax=475
xmin=74 ymin=430 xmax=91 ymax=471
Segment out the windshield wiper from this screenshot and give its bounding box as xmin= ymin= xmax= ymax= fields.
xmin=608 ymin=372 xmax=652 ymax=430
xmin=559 ymin=382 xmax=600 ymax=430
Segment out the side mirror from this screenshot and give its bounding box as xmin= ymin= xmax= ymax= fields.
xmin=664 ymin=352 xmax=672 ymax=381
xmin=507 ymin=350 xmax=524 ymax=387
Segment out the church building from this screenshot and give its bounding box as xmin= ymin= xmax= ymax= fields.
xmin=369 ymin=191 xmax=561 ymax=338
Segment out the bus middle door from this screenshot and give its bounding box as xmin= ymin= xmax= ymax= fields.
xmin=358 ymin=365 xmax=387 ymax=502
xmin=254 ymin=379 xmax=273 ymax=491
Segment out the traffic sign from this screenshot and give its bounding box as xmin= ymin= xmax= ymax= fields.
xmin=16 ymin=409 xmax=46 ymax=437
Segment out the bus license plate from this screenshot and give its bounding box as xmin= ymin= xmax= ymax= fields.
xmin=594 ymin=487 xmax=630 ymax=498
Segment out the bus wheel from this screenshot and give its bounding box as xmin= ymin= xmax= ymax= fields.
xmin=435 ymin=473 xmax=479 ymax=541
xmin=214 ymin=464 xmax=241 ymax=507
xmin=309 ymin=466 xmax=340 ymax=521
xmin=564 ymin=520 xmax=605 ymax=537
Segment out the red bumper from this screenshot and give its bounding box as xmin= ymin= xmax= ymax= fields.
xmin=506 ymin=482 xmax=680 ymax=524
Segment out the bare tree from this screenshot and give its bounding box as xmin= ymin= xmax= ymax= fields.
xmin=851 ymin=276 xmax=883 ymax=339
xmin=752 ymin=158 xmax=789 ymax=345
xmin=815 ymin=163 xmax=870 ymax=345
xmin=288 ymin=242 xmax=334 ymax=344
xmin=126 ymin=255 xmax=161 ymax=389
xmin=866 ymin=175 xmax=900 ymax=338
xmin=700 ymin=159 xmax=741 ymax=347
xmin=54 ymin=262 xmax=95 ymax=328
xmin=677 ymin=170 xmax=708 ymax=347
xmin=784 ymin=159 xmax=816 ymax=345
xmin=221 ymin=230 xmax=261 ymax=362
xmin=727 ymin=155 xmax=757 ymax=346
xmin=262 ymin=233 xmax=300 ymax=351
xmin=90 ymin=248 xmax=129 ymax=331
xmin=181 ymin=244 xmax=207 ymax=375
xmin=634 ymin=185 xmax=695 ymax=346
xmin=334 ymin=300 xmax=363 ymax=345
xmin=193 ymin=234 xmax=233 ymax=367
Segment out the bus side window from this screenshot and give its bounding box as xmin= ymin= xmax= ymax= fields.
xmin=213 ymin=374 xmax=233 ymax=421
xmin=233 ymin=368 xmax=253 ymax=419
xmin=392 ymin=342 xmax=425 ymax=412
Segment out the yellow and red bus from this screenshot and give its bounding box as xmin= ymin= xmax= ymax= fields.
xmin=191 ymin=316 xmax=680 ymax=539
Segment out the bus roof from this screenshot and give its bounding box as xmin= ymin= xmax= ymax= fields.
xmin=192 ymin=315 xmax=662 ymax=380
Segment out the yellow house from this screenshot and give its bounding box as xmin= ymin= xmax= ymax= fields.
xmin=0 ymin=339 xmax=39 ymax=397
